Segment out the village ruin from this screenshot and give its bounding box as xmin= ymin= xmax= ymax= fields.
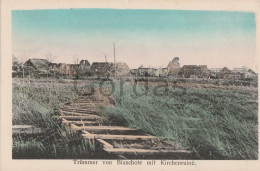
xmin=12 ymin=55 xmax=258 ymax=86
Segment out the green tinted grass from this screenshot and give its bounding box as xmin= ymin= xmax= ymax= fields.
xmin=102 ymin=82 xmax=258 ymax=159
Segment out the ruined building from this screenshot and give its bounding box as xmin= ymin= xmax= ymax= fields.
xmin=24 ymin=59 xmax=50 ymax=72
xmin=115 ymin=62 xmax=131 ymax=77
xmin=219 ymin=67 xmax=232 ymax=79
xmin=219 ymin=67 xmax=257 ymax=80
xmin=90 ymin=62 xmax=130 ymax=78
xmin=179 ymin=65 xmax=210 ymax=78
xmin=90 ymin=62 xmax=114 ymax=78
xmin=167 ymin=57 xmax=180 ymax=77
xmin=130 ymin=65 xmax=156 ymax=77
xmin=22 ymin=58 xmax=91 ymax=78
xmin=52 ymin=60 xmax=91 ymax=78
xmin=52 ymin=63 xmax=77 ymax=76
xmin=154 ymin=68 xmax=168 ymax=77
xmin=23 ymin=59 xmax=51 ymax=77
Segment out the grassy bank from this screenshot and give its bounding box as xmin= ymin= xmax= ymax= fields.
xmin=12 ymin=78 xmax=107 ymax=159
xmin=101 ymin=82 xmax=258 ymax=159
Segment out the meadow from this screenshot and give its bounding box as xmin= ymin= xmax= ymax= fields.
xmin=12 ymin=79 xmax=109 ymax=159
xmin=101 ymin=81 xmax=258 ymax=160
xmin=12 ymin=78 xmax=258 ymax=159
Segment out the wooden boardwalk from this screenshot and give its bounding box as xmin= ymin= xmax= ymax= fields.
xmin=59 ymin=90 xmax=191 ymax=159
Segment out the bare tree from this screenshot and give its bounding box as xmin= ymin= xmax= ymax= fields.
xmin=104 ymin=54 xmax=107 ymax=62
xmin=45 ymin=51 xmax=57 ymax=78
xmin=15 ymin=53 xmax=27 ymax=82
xmin=45 ymin=51 xmax=56 ymax=63
xmin=73 ymin=55 xmax=80 ymax=79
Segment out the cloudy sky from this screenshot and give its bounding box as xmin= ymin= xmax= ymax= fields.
xmin=12 ymin=9 xmax=256 ymax=70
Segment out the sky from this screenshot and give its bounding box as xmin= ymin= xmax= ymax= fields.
xmin=12 ymin=9 xmax=256 ymax=70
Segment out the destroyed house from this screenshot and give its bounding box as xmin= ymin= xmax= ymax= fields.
xmin=209 ymin=68 xmax=222 ymax=73
xmin=51 ymin=60 xmax=91 ymax=77
xmin=231 ymin=68 xmax=257 ymax=80
xmin=24 ymin=59 xmax=50 ymax=72
xmin=90 ymin=62 xmax=114 ymax=78
xmin=219 ymin=67 xmax=257 ymax=80
xmin=167 ymin=57 xmax=180 ymax=77
xmin=22 ymin=58 xmax=54 ymax=78
xmin=219 ymin=67 xmax=232 ymax=79
xmin=90 ymin=62 xmax=130 ymax=78
xmin=209 ymin=68 xmax=222 ymax=79
xmin=79 ymin=60 xmax=91 ymax=70
xmin=154 ymin=68 xmax=168 ymax=77
xmin=52 ymin=63 xmax=78 ymax=76
xmin=130 ymin=65 xmax=156 ymax=77
xmin=115 ymin=62 xmax=130 ymax=77
xmin=78 ymin=60 xmax=91 ymax=76
xmin=179 ymin=65 xmax=209 ymax=78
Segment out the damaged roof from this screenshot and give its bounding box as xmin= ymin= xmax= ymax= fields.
xmin=24 ymin=59 xmax=50 ymax=70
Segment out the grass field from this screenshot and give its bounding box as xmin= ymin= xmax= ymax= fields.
xmin=101 ymin=81 xmax=258 ymax=160
xmin=12 ymin=78 xmax=258 ymax=159
xmin=12 ymin=79 xmax=109 ymax=159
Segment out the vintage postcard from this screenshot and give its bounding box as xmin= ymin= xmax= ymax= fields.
xmin=1 ymin=0 xmax=260 ymax=171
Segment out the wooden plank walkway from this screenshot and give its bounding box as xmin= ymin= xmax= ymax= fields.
xmin=59 ymin=91 xmax=191 ymax=159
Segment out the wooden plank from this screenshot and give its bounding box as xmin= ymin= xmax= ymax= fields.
xmin=60 ymin=110 xmax=65 ymax=116
xmin=61 ymin=109 xmax=97 ymax=113
xmin=82 ymin=134 xmax=158 ymax=140
xmin=103 ymin=148 xmax=191 ymax=154
xmin=60 ymin=110 xmax=97 ymax=116
xmin=59 ymin=93 xmax=191 ymax=158
xmin=70 ymin=123 xmax=81 ymax=129
xmin=57 ymin=115 xmax=101 ymax=119
xmin=59 ymin=111 xmax=85 ymax=116
xmin=61 ymin=106 xmax=94 ymax=109
xmin=61 ymin=107 xmax=97 ymax=110
xmin=71 ymin=126 xmax=136 ymax=131
xmin=77 ymin=97 xmax=96 ymax=99
xmin=62 ymin=107 xmax=95 ymax=110
xmin=62 ymin=118 xmax=69 ymax=124
xmin=96 ymin=139 xmax=114 ymax=149
xmin=73 ymin=102 xmax=99 ymax=105
xmin=12 ymin=125 xmax=46 ymax=135
xmin=72 ymin=103 xmax=95 ymax=105
xmin=62 ymin=120 xmax=98 ymax=124
xmin=74 ymin=100 xmax=97 ymax=103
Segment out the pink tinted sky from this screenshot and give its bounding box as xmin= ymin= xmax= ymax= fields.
xmin=12 ymin=9 xmax=257 ymax=70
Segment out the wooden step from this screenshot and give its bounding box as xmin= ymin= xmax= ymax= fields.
xmin=60 ymin=109 xmax=97 ymax=114
xmin=57 ymin=115 xmax=101 ymax=120
xmin=82 ymin=133 xmax=158 ymax=141
xmin=66 ymin=103 xmax=95 ymax=105
xmin=60 ymin=110 xmax=98 ymax=116
xmin=96 ymin=139 xmax=114 ymax=149
xmin=82 ymin=129 xmax=144 ymax=135
xmin=111 ymin=141 xmax=185 ymax=151
xmin=59 ymin=91 xmax=191 ymax=159
xmin=77 ymin=97 xmax=96 ymax=100
xmin=12 ymin=125 xmax=46 ymax=135
xmin=72 ymin=126 xmax=143 ymax=135
xmin=77 ymin=96 xmax=96 ymax=99
xmin=71 ymin=126 xmax=136 ymax=131
xmin=103 ymin=148 xmax=191 ymax=155
xmin=74 ymin=99 xmax=97 ymax=102
xmin=61 ymin=107 xmax=96 ymax=111
xmin=73 ymin=100 xmax=99 ymax=104
xmin=73 ymin=101 xmax=99 ymax=104
xmin=62 ymin=120 xmax=98 ymax=125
